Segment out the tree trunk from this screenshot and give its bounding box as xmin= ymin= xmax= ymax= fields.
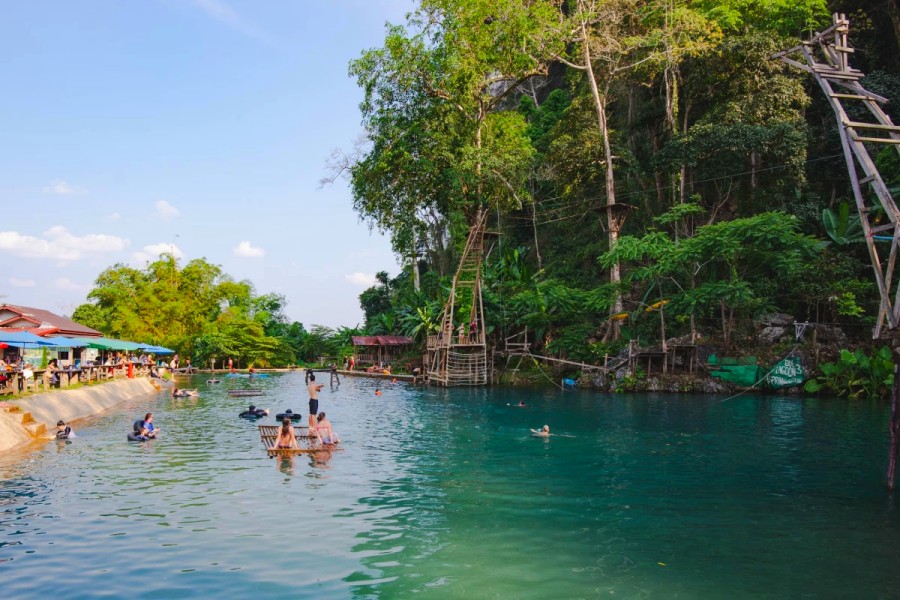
xmin=581 ymin=33 xmax=623 ymax=337
xmin=888 ymin=359 xmax=900 ymax=490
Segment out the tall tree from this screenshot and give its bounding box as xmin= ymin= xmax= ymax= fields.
xmin=348 ymin=0 xmax=565 ymax=270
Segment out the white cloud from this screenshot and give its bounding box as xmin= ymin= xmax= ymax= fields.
xmin=132 ymin=243 xmax=184 ymax=264
xmin=43 ymin=180 xmax=84 ymax=195
xmin=0 ymin=226 xmax=129 ymax=262
xmin=345 ymin=272 xmax=377 ymax=287
xmin=9 ymin=277 xmax=36 ymax=288
xmin=55 ymin=277 xmax=88 ymax=292
xmin=233 ymin=240 xmax=265 ymax=258
xmin=106 ymin=212 xmax=121 ymax=221
xmin=154 ymin=200 xmax=180 ymax=219
xmin=191 ymin=0 xmax=277 ymax=47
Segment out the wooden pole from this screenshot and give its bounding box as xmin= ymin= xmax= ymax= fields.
xmin=888 ymin=359 xmax=900 ymax=490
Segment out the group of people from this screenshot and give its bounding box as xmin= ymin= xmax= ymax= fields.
xmin=273 ymin=372 xmax=341 ymax=450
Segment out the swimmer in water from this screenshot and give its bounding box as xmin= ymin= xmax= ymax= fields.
xmin=531 ymin=425 xmax=550 ymax=437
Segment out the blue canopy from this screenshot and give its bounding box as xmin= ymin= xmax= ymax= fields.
xmin=50 ymin=336 xmax=110 ymax=349
xmin=140 ymin=344 xmax=175 ymax=354
xmin=0 ymin=330 xmax=61 ymax=347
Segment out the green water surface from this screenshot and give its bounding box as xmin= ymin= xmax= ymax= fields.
xmin=1 ymin=374 xmax=898 ymax=598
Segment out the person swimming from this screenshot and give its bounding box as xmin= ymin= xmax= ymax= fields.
xmin=531 ymin=425 xmax=550 ymax=437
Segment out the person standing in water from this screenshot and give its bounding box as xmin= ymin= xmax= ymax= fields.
xmin=308 ymin=373 xmax=323 ymax=430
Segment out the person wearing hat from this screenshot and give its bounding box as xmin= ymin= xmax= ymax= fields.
xmin=55 ymin=420 xmax=74 ymax=440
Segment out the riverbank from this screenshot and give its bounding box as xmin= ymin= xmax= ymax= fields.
xmin=0 ymin=378 xmax=160 ymax=454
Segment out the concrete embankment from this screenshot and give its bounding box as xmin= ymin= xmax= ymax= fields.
xmin=0 ymin=378 xmax=160 ymax=454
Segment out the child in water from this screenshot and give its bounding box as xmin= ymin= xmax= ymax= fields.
xmin=56 ymin=420 xmax=74 ymax=440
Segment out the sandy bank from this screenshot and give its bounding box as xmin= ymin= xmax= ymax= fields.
xmin=0 ymin=378 xmax=159 ymax=453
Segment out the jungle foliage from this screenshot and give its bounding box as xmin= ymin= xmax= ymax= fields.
xmin=72 ymin=255 xmax=359 ymax=367
xmin=343 ymin=0 xmax=900 ymax=369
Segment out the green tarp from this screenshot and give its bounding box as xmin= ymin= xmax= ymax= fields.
xmin=767 ymin=356 xmax=806 ymax=389
xmin=711 ymin=365 xmax=764 ymax=387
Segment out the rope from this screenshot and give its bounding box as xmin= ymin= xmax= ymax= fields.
xmin=716 ymin=344 xmax=802 ymax=403
xmin=526 ymin=351 xmax=566 ymax=391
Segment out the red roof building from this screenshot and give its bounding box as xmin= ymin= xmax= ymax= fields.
xmin=0 ymin=304 xmax=102 ymax=338
xmin=351 ymin=335 xmax=414 ymax=366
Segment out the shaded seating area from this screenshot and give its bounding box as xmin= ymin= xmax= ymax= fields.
xmin=0 ymin=330 xmax=175 ymax=396
xmin=351 ymin=336 xmax=414 ymax=370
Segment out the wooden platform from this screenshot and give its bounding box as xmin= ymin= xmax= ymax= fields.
xmin=228 ymin=389 xmax=264 ymax=397
xmin=258 ymin=425 xmax=338 ymax=456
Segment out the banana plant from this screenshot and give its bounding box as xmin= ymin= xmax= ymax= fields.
xmin=822 ymin=202 xmax=864 ymax=245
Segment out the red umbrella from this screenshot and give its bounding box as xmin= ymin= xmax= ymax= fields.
xmin=0 ymin=343 xmax=7 ymax=348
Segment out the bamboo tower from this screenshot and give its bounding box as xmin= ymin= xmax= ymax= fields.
xmin=425 ymin=207 xmax=489 ymax=385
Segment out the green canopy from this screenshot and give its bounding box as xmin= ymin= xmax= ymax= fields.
xmin=52 ymin=336 xmax=142 ymax=351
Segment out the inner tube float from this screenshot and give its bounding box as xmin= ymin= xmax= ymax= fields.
xmin=207 ymin=379 xmax=221 ymax=384
xmin=275 ymin=410 xmax=304 ymax=422
xmin=127 ymin=433 xmax=150 ymax=442
xmin=239 ymin=406 xmax=269 ymax=419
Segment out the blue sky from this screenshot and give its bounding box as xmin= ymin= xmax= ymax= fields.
xmin=0 ymin=0 xmax=413 ymax=328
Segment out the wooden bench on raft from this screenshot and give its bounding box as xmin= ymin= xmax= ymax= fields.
xmin=258 ymin=425 xmax=337 ymax=456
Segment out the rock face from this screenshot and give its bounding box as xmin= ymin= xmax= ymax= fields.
xmin=758 ymin=326 xmax=788 ymax=344
xmin=757 ymin=313 xmax=794 ymax=327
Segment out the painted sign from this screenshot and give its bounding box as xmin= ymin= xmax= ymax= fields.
xmin=767 ymin=356 xmax=806 ymax=389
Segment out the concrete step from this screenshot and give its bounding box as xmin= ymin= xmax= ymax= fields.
xmin=0 ymin=401 xmax=21 ymax=413
xmin=24 ymin=422 xmax=46 ymax=437
xmin=7 ymin=411 xmax=36 ymax=425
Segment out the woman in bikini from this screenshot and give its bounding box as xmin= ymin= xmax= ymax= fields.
xmin=274 ymin=418 xmax=298 ymax=449
xmin=315 ymin=412 xmax=340 ymax=445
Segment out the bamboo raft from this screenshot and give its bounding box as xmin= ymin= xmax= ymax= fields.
xmin=228 ymin=389 xmax=264 ymax=397
xmin=258 ymin=425 xmax=339 ymax=456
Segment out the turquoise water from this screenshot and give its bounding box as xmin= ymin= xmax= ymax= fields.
xmin=2 ymin=374 xmax=899 ymax=598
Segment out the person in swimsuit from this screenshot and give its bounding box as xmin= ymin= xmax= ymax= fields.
xmin=142 ymin=413 xmax=160 ymax=438
xmin=56 ymin=419 xmax=74 ymax=440
xmin=315 ymin=412 xmax=340 ymax=445
xmin=308 ymin=373 xmax=323 ymax=430
xmin=274 ymin=418 xmax=298 ymax=449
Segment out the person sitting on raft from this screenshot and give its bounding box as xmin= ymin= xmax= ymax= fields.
xmin=314 ymin=412 xmax=340 ymax=445
xmin=56 ymin=419 xmax=75 ymax=440
xmin=274 ymin=418 xmax=299 ymax=449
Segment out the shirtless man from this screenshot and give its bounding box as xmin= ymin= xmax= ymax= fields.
xmin=308 ymin=373 xmax=324 ymax=430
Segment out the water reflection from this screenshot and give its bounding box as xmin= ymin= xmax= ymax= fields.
xmin=276 ymin=455 xmax=295 ymax=477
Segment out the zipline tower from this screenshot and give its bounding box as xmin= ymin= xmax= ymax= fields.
xmin=425 ymin=207 xmax=489 ymax=386
xmin=775 ymin=14 xmax=900 ymax=488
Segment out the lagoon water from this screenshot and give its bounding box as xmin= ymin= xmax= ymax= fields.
xmin=2 ymin=373 xmax=899 ymax=598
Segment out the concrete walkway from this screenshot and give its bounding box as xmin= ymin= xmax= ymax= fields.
xmin=0 ymin=378 xmax=159 ymax=454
